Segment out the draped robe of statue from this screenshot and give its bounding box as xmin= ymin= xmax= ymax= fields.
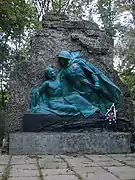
xmin=58 ymin=51 xmax=121 ymax=116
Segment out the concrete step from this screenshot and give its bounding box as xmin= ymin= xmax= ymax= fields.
xmin=9 ymin=132 xmax=132 ymax=155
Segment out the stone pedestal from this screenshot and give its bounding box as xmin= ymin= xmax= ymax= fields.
xmin=9 ymin=132 xmax=132 ymax=155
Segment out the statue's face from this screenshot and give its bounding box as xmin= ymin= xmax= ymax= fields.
xmin=47 ymin=68 xmax=57 ymax=80
xmin=59 ymin=57 xmax=69 ymax=67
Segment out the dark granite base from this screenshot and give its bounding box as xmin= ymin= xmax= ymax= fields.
xmin=23 ymin=113 xmax=132 ymax=132
xmin=23 ymin=113 xmax=106 ymax=132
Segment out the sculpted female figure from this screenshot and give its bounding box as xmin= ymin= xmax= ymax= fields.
xmin=30 ymin=67 xmax=100 ymax=118
xmin=30 ymin=67 xmax=79 ymax=116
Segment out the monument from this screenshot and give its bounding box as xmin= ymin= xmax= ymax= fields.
xmin=8 ymin=13 xmax=134 ymax=154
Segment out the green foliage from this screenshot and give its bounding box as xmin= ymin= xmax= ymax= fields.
xmin=116 ymin=29 xmax=135 ymax=71
xmin=0 ymin=0 xmax=39 ymax=67
xmin=32 ymin=0 xmax=92 ymax=20
xmin=114 ymin=1 xmax=135 ymax=71
xmin=0 ymin=0 xmax=39 ymax=39
xmin=96 ymin=0 xmax=125 ymax=46
xmin=121 ymin=70 xmax=135 ymax=100
xmin=0 ymin=0 xmax=39 ymax=119
xmin=120 ymin=70 xmax=135 ymax=119
xmin=118 ymin=0 xmax=135 ymax=23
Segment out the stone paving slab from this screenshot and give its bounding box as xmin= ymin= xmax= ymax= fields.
xmin=80 ymin=172 xmax=120 ymax=180
xmin=10 ymin=169 xmax=39 ymax=177
xmin=0 ymin=154 xmax=135 ymax=180
xmin=106 ymin=166 xmax=135 ymax=180
xmin=44 ymin=175 xmax=78 ymax=180
xmin=0 ymin=172 xmax=2 ymax=179
xmin=11 ymin=164 xmax=37 ymax=170
xmin=85 ymin=155 xmax=126 ymax=166
xmin=86 ymin=155 xmax=114 ymax=162
xmin=95 ymin=160 xmax=125 ymax=167
xmin=127 ymin=153 xmax=135 ymax=157
xmin=109 ymin=154 xmax=135 ymax=161
xmin=73 ymin=166 xmax=107 ymax=173
xmin=123 ymin=160 xmax=135 ymax=167
xmin=42 ymin=169 xmax=74 ymax=176
xmin=0 ymin=155 xmax=9 ymax=164
xmin=38 ymin=155 xmax=63 ymax=162
xmin=11 ymin=156 xmax=37 ymax=165
xmin=61 ymin=155 xmax=98 ymax=167
xmin=0 ymin=165 xmax=6 ymax=173
xmin=9 ymin=177 xmax=39 ymax=180
xmin=39 ymin=161 xmax=68 ymax=169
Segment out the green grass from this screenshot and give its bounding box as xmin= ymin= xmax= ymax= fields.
xmin=36 ymin=156 xmax=44 ymax=180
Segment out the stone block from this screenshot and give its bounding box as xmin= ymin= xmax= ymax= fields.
xmin=9 ymin=132 xmax=132 ymax=155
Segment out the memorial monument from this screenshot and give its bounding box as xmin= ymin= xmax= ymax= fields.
xmin=8 ymin=13 xmax=134 ymax=154
xmin=25 ymin=50 xmax=121 ymax=131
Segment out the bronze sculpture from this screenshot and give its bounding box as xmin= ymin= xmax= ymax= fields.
xmin=30 ymin=51 xmax=120 ymax=119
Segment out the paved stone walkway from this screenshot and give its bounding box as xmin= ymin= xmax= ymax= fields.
xmin=0 ymin=154 xmax=135 ymax=180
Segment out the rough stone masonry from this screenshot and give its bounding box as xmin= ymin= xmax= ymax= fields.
xmin=6 ymin=13 xmax=133 ymax=133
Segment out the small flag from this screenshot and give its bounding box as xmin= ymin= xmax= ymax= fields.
xmin=105 ymin=103 xmax=117 ymax=124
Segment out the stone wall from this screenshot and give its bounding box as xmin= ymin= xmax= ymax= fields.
xmin=6 ymin=14 xmax=133 ymax=133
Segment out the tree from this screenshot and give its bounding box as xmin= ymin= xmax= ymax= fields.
xmin=91 ymin=0 xmax=127 ymax=67
xmin=0 ymin=0 xmax=39 ymax=110
xmin=116 ymin=29 xmax=135 ymax=71
xmin=31 ymin=0 xmax=92 ymax=21
xmin=118 ymin=0 xmax=135 ymax=24
xmin=0 ymin=0 xmax=38 ymax=38
xmin=113 ymin=1 xmax=135 ymax=120
xmin=115 ymin=1 xmax=135 ymax=71
xmin=120 ymin=69 xmax=135 ymax=119
xmin=96 ymin=0 xmax=126 ymax=47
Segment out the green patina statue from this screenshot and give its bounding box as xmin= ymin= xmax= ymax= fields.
xmin=58 ymin=51 xmax=120 ymax=115
xmin=30 ymin=51 xmax=120 ymax=119
xmin=30 ymin=67 xmax=100 ymax=118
